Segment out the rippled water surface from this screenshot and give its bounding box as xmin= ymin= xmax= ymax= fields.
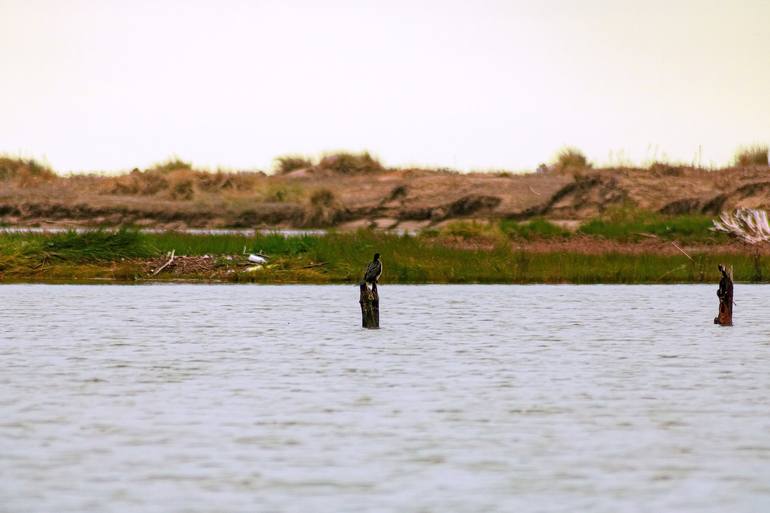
xmin=2 ymin=284 xmax=770 ymax=513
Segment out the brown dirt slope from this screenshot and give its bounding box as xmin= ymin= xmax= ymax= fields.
xmin=1 ymin=157 xmax=769 ymax=229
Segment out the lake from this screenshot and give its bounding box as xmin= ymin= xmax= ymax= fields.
xmin=1 ymin=284 xmax=769 ymax=513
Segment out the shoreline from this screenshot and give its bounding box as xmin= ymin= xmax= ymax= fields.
xmin=0 ymin=279 xmax=754 ymax=286
xmin=1 ymin=227 xmax=765 ymax=285
xmin=2 ymin=247 xmax=764 ymax=286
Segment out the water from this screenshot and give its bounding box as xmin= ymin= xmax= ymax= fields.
xmin=1 ymin=284 xmax=769 ymax=513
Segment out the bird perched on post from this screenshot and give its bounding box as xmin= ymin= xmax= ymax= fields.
xmin=362 ymin=253 xmax=382 ymax=288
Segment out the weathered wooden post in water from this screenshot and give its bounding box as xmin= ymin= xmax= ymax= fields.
xmin=359 ymin=282 xmax=380 ymax=329
xmin=714 ymin=264 xmax=733 ymax=326
xmin=712 ymin=209 xmax=770 ymax=325
xmin=359 ymin=253 xmax=383 ymax=329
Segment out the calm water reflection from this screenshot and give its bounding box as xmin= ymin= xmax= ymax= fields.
xmin=1 ymin=284 xmax=769 ymax=513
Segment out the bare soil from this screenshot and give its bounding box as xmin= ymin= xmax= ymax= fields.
xmin=2 ymin=164 xmax=770 ymax=229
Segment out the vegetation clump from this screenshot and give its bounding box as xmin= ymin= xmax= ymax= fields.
xmin=577 ymin=207 xmax=721 ymax=243
xmin=500 ymin=218 xmax=570 ymax=240
xmin=38 ymin=229 xmax=155 ymax=262
xmin=1 ymin=228 xmax=768 ymax=284
xmin=305 ymin=188 xmax=344 ymax=226
xmin=107 ymin=164 xmax=265 ymax=198
xmin=554 ymin=147 xmax=591 ymax=171
xmin=274 ymin=156 xmax=313 ymax=175
xmin=0 ymin=228 xmax=155 ymax=277
xmin=734 ymin=145 xmax=769 ymax=167
xmin=317 ymin=152 xmax=383 ymax=174
xmin=441 ymin=221 xmax=504 ymax=241
xmin=261 ymin=183 xmax=305 ymax=203
xmin=147 ymin=158 xmax=194 ymax=173
xmin=0 ymin=157 xmax=57 ymax=185
xmin=310 ymin=188 xmax=336 ymax=207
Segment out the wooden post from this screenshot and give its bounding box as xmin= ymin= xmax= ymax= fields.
xmin=359 ymin=282 xmax=380 ymax=329
xmin=714 ymin=264 xmax=733 ymax=326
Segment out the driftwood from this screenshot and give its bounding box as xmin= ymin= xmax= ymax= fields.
xmin=714 ymin=264 xmax=733 ymax=326
xmin=671 ymin=241 xmax=694 ymax=261
xmin=150 ymin=249 xmax=175 ymax=276
xmin=301 ymin=262 xmax=327 ymax=269
xmin=713 ymin=209 xmax=770 ymax=244
xmin=359 ymin=282 xmax=379 ymax=329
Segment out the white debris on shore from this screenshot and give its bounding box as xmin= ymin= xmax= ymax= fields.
xmin=713 ymin=209 xmax=770 ymax=244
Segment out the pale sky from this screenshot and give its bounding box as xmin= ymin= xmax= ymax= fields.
xmin=1 ymin=0 xmax=768 ymax=173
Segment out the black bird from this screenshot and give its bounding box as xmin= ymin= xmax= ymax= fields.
xmin=362 ymin=253 xmax=382 ymax=286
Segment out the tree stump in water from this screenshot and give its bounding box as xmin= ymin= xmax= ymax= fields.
xmin=359 ymin=282 xmax=379 ymax=329
xmin=715 ymin=264 xmax=733 ymax=326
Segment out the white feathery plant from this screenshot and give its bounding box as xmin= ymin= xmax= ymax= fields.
xmin=713 ymin=209 xmax=770 ymax=244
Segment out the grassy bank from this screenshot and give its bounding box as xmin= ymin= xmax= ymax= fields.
xmin=499 ymin=211 xmax=727 ymax=244
xmin=0 ymin=227 xmax=766 ymax=284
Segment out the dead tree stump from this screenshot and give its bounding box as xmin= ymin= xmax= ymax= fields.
xmin=715 ymin=264 xmax=733 ymax=326
xmin=359 ymin=282 xmax=379 ymax=329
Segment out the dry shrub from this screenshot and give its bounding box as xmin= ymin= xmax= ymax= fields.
xmin=734 ymin=145 xmax=769 ymax=167
xmin=274 ymin=156 xmax=313 ymax=175
xmin=439 ymin=220 xmax=507 ymax=248
xmin=147 ymin=158 xmax=193 ymax=173
xmin=648 ymin=162 xmax=683 ymax=176
xmin=196 ymin=171 xmax=262 ymax=192
xmin=310 ymin=188 xmax=336 ymax=208
xmin=196 ymin=171 xmax=236 ymax=192
xmin=554 ymin=147 xmax=590 ymax=171
xmin=105 ymin=165 xmax=265 ymax=199
xmin=305 ymin=188 xmax=343 ymax=226
xmin=0 ymin=157 xmax=57 ymax=186
xmin=102 ymin=158 xmax=194 ymax=197
xmin=169 ymin=177 xmax=194 ymax=200
xmin=259 ymin=182 xmax=305 ymax=203
xmin=108 ymin=169 xmax=169 ymax=195
xmin=317 ymin=152 xmax=383 ymax=174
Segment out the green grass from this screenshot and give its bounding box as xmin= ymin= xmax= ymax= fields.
xmin=146 ymin=232 xmax=321 ymax=256
xmin=306 ymin=231 xmax=763 ymax=284
xmin=0 ymin=229 xmax=156 ymax=280
xmin=41 ymin=229 xmax=155 ymax=261
xmin=0 ymin=228 xmax=766 ymax=284
xmin=439 ymin=221 xmax=504 ymax=241
xmin=500 ymin=218 xmax=570 ymax=240
xmin=578 ymin=213 xmax=724 ymax=243
xmin=500 ymin=211 xmax=722 ymax=244
xmin=0 ymin=229 xmax=154 ymax=262
xmin=440 ymin=219 xmax=569 ymax=241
